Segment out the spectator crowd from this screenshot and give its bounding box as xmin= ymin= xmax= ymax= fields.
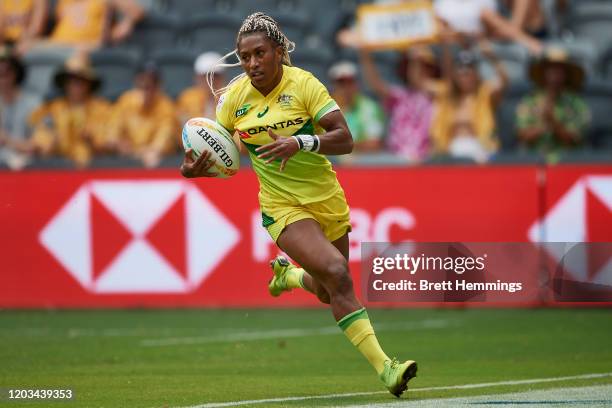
xmin=0 ymin=0 xmax=608 ymax=170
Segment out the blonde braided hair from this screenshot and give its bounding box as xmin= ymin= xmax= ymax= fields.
xmin=207 ymin=12 xmax=295 ymax=99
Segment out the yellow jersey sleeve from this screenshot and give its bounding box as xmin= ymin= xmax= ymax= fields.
xmin=301 ymin=72 xmax=338 ymax=124
xmin=215 ymin=91 xmax=235 ymax=134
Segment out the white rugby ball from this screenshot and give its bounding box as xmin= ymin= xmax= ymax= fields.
xmin=181 ymin=117 xmax=239 ymax=178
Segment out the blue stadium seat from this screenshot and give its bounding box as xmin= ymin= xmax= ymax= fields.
xmin=163 ymin=0 xmax=236 ymax=16
xmin=583 ymin=80 xmax=612 ymax=149
xmin=135 ymin=0 xmax=166 ymax=13
xmin=90 ymin=48 xmax=141 ymax=101
xmin=182 ymin=14 xmax=243 ymax=55
xmin=238 ymin=0 xmax=278 ymax=15
xmin=22 ymin=48 xmax=70 ymax=96
xmin=557 ymin=149 xmax=612 ymax=163
xmin=569 ymin=0 xmax=612 ymax=18
xmin=599 ymin=47 xmax=612 ymax=79
xmin=568 ymin=14 xmax=612 ymax=52
xmin=269 ymin=13 xmax=309 ymax=45
xmin=479 ymin=42 xmax=528 ymax=84
xmin=373 ymin=51 xmax=402 ymax=86
xmin=290 ymin=48 xmax=333 ymax=88
xmin=496 ymin=82 xmax=531 ymax=151
xmin=150 ymin=49 xmax=200 ymax=99
xmin=121 ymin=14 xmax=179 ymax=55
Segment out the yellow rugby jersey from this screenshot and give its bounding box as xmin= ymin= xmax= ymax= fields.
xmin=216 ymin=65 xmax=342 ymax=205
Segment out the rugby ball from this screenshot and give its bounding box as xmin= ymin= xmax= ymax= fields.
xmin=181 ymin=117 xmax=239 ymax=178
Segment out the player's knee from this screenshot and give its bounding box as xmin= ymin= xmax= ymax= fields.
xmin=324 ymin=257 xmax=353 ymax=296
xmin=315 ymin=286 xmax=331 ymax=304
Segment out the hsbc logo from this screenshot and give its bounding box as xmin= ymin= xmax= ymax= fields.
xmin=39 ymin=180 xmax=240 ymax=293
xmin=528 ymin=175 xmax=612 ymax=285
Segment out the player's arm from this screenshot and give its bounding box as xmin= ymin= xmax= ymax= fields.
xmin=315 ymin=110 xmax=354 ymax=155
xmin=256 ymin=111 xmax=353 ymax=171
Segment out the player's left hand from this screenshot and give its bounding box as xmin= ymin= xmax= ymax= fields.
xmin=255 ymin=128 xmax=300 ymax=171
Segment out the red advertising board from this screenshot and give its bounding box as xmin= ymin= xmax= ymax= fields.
xmin=0 ymin=165 xmax=609 ymax=308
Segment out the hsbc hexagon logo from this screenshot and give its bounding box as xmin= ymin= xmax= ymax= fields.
xmin=39 ymin=180 xmax=240 ymax=293
xmin=528 ymin=175 xmax=612 ymax=285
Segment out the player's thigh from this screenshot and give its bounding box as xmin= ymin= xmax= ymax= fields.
xmin=331 ymin=233 xmax=349 ymax=261
xmin=276 ymin=218 xmax=349 ymax=292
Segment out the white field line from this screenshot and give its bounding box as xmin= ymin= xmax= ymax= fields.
xmin=140 ymin=319 xmax=454 ymax=347
xmin=339 ymin=383 xmax=612 ymax=407
xmin=177 ymin=372 xmax=612 ymax=408
xmin=0 ymin=327 xmax=185 ymax=338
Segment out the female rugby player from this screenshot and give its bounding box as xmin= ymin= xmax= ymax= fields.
xmin=180 ymin=12 xmax=416 ymax=397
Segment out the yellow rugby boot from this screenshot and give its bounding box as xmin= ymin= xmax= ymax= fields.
xmin=380 ymin=358 xmax=417 ymax=397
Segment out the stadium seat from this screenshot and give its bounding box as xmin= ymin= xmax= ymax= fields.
xmin=182 ymin=14 xmax=243 ymax=55
xmin=22 ymin=48 xmax=70 ymax=96
xmin=423 ymin=155 xmax=477 ymax=166
xmin=121 ymin=14 xmax=179 ymax=55
xmin=237 ymin=0 xmax=278 ymax=15
xmin=373 ymin=51 xmax=403 ymax=86
xmin=599 ymin=47 xmax=612 ymax=79
xmin=495 ymin=82 xmax=531 ymax=151
xmin=557 ymin=148 xmax=612 ymax=163
xmin=479 ymin=42 xmax=528 ymax=84
xmin=268 ymin=14 xmax=309 ymax=45
xmin=150 ymin=49 xmax=200 ymax=99
xmin=228 ymin=2 xmax=310 ymax=42
xmin=290 ymin=48 xmax=333 ymax=87
xmin=163 ymin=0 xmax=235 ymax=16
xmin=90 ymin=48 xmax=141 ymax=101
xmin=488 ymin=151 xmax=545 ymax=165
xmin=583 ymin=80 xmax=612 ymax=149
xmin=568 ymin=14 xmax=612 ymax=52
xmin=569 ymin=0 xmax=612 ymax=19
xmin=135 ymin=0 xmax=166 ymax=13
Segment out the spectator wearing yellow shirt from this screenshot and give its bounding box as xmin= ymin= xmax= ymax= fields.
xmin=176 ymin=52 xmax=226 ymax=124
xmin=29 ymin=0 xmax=143 ymax=53
xmin=431 ymin=40 xmax=508 ymax=162
xmin=30 ymin=53 xmax=112 ymax=167
xmin=110 ymin=62 xmax=177 ymax=168
xmin=0 ymin=0 xmax=48 ymax=54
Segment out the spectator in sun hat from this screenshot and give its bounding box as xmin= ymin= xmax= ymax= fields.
xmin=29 ymin=51 xmax=112 ymax=167
xmin=109 ymin=60 xmax=177 ymax=168
xmin=329 ymin=60 xmax=384 ymax=154
xmin=516 ymin=46 xmax=590 ymax=154
xmin=176 ymin=51 xmax=227 ymax=124
xmin=0 ymin=45 xmax=42 ymax=170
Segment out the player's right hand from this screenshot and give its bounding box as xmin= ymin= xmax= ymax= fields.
xmin=180 ymin=149 xmax=218 ymax=178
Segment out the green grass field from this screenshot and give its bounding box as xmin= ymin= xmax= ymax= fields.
xmin=1 ymin=308 xmax=611 ymax=407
